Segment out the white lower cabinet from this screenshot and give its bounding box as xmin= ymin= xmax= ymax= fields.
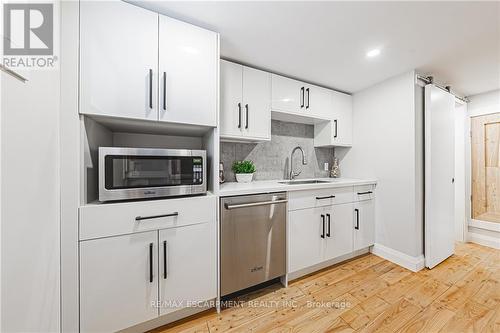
xmin=159 ymin=222 xmax=216 ymax=316
xmin=80 ymin=222 xmax=216 ymax=332
xmin=353 ymin=198 xmax=375 ymax=251
xmin=289 ymin=207 xmax=325 ymax=272
xmin=323 ymin=203 xmax=354 ymax=260
xmin=80 ymin=231 xmax=158 ymax=333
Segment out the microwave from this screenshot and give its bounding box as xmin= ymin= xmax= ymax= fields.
xmin=98 ymin=147 xmax=206 ymax=202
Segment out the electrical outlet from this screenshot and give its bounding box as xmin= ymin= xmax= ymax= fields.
xmin=324 ymin=162 xmax=329 ymax=171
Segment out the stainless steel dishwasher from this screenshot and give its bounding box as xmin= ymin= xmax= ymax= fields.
xmin=220 ymin=192 xmax=287 ymax=297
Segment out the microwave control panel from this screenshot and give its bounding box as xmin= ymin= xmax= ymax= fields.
xmin=192 ymin=157 xmax=203 ymax=184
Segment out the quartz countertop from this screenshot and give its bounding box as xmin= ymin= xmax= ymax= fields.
xmin=218 ymin=178 xmax=377 ymax=197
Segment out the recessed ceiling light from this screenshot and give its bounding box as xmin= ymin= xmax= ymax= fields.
xmin=366 ymin=48 xmax=381 ymax=58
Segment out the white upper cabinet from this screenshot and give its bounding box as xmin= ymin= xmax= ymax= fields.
xmin=220 ymin=60 xmax=271 ymax=141
xmin=271 ymin=74 xmax=305 ymax=114
xmin=314 ymin=91 xmax=353 ymax=147
xmin=308 ymin=85 xmax=334 ymax=119
xmin=80 ymin=1 xmax=158 ymax=120
xmin=80 ymin=2 xmax=218 ymax=127
xmin=158 ymin=16 xmax=218 ymax=126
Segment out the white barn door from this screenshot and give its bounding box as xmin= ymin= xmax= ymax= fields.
xmin=425 ymin=84 xmax=456 ymax=269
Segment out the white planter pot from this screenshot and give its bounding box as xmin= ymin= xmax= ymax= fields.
xmin=235 ymin=173 xmax=254 ymax=183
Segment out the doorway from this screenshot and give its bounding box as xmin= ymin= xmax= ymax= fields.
xmin=471 ymin=112 xmax=500 ymax=223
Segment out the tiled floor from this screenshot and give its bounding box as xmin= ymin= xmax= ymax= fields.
xmin=150 ymin=242 xmax=500 ymax=332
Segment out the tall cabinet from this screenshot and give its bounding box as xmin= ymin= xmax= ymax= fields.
xmin=220 ymin=60 xmax=271 ymax=141
xmin=80 ymin=1 xmax=218 ymax=127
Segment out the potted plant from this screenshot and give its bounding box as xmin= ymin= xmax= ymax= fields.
xmin=232 ymin=160 xmax=256 ymax=183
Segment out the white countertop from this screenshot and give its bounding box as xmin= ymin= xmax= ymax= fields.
xmin=218 ymin=178 xmax=377 ymax=197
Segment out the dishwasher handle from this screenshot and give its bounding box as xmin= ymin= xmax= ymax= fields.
xmin=224 ymin=199 xmax=288 ymax=210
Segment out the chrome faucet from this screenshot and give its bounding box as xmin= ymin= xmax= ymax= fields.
xmin=289 ymin=146 xmax=307 ymax=180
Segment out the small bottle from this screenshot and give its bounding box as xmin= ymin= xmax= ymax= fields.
xmin=330 ymin=157 xmax=340 ymax=178
xmin=219 ymin=162 xmax=225 ymax=184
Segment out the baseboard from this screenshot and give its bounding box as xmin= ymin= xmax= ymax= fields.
xmin=468 ymin=232 xmax=500 ymax=249
xmin=371 ymin=243 xmax=425 ymax=272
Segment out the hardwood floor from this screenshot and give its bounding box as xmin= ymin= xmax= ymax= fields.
xmin=150 ymin=242 xmax=500 ymax=333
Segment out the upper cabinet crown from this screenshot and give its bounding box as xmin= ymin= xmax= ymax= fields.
xmin=220 ymin=60 xmax=271 ymax=141
xmin=80 ymin=1 xmax=218 ymax=127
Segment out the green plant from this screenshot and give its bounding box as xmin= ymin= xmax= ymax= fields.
xmin=232 ymin=160 xmax=256 ymax=174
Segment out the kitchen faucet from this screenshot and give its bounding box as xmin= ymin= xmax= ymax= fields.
xmin=289 ymin=146 xmax=307 ymax=180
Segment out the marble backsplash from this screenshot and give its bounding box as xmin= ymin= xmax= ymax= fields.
xmin=221 ymin=120 xmax=334 ymax=182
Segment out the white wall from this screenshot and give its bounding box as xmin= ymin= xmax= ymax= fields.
xmin=466 ymin=89 xmax=500 ymax=249
xmin=341 ymin=70 xmax=424 ymax=259
xmin=1 ymin=68 xmax=61 ymax=331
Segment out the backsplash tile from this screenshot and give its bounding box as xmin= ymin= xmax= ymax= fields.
xmin=221 ymin=120 xmax=334 ymax=182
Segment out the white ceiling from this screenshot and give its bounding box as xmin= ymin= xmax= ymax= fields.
xmin=132 ymin=1 xmax=499 ymax=96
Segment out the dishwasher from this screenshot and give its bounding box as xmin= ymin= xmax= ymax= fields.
xmin=220 ymin=192 xmax=287 ymax=297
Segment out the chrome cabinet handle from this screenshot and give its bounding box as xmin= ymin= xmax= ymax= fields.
xmin=224 ymin=199 xmax=287 ymax=210
xmin=135 ymin=212 xmax=179 ymax=221
xmin=0 ymin=64 xmax=27 ymax=82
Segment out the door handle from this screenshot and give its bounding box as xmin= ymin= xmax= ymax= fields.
xmin=148 ymin=69 xmax=153 ymax=109
xmin=163 ymin=72 xmax=167 ymax=111
xmin=245 ymin=104 xmax=249 ymax=129
xmin=321 ymin=214 xmax=325 ymax=238
xmin=163 ymin=241 xmax=167 ymax=279
xmin=238 ymin=103 xmax=242 ymax=128
xmin=334 ymin=119 xmax=338 ymax=138
xmin=135 ymin=212 xmax=179 ymax=221
xmin=148 ymin=243 xmax=153 ymax=283
xmin=224 ymin=199 xmax=287 ymax=210
xmin=354 ymin=208 xmax=360 ymax=230
xmin=306 ymin=88 xmax=310 ymax=109
xmin=300 ymin=87 xmax=305 ymax=108
xmin=326 ymin=213 xmax=331 ymax=237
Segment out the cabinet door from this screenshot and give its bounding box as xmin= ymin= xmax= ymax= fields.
xmin=159 ymin=16 xmax=218 ymax=126
xmin=353 ymin=199 xmax=375 ymax=251
xmin=324 ymin=203 xmax=354 ymax=260
xmin=220 ymin=60 xmax=243 ymax=138
xmin=159 ymin=222 xmax=216 ymax=316
xmin=288 ymin=207 xmax=326 ymax=273
xmin=271 ymin=74 xmax=305 ymax=114
xmin=80 ymin=1 xmax=158 ymax=120
xmin=80 ymin=232 xmax=158 ymax=333
xmin=242 ymin=66 xmax=271 ymax=139
xmin=307 ymin=85 xmax=333 ymax=120
xmin=331 ymin=91 xmax=353 ymax=146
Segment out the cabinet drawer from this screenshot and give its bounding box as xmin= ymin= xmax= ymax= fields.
xmin=354 ymin=185 xmax=376 ymax=201
xmin=288 ymin=187 xmax=354 ymax=211
xmin=80 ymin=195 xmax=216 ymax=240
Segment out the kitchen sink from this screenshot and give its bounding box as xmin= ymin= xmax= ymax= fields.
xmin=278 ymin=179 xmax=333 ymax=185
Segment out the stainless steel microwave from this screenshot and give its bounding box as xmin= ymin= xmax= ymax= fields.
xmin=98 ymin=147 xmax=206 ymax=202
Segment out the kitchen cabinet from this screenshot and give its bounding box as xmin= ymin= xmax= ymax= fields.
xmin=288 ymin=207 xmax=325 ymax=272
xmin=159 ymin=222 xmax=216 ymax=316
xmin=323 ymin=203 xmax=354 ymax=260
xmin=158 ymin=16 xmax=218 ymax=126
xmin=220 ymin=60 xmax=271 ymax=141
xmin=80 ymin=1 xmax=218 ymax=127
xmin=80 ymin=1 xmax=158 ymax=120
xmin=314 ymin=92 xmax=353 ymax=147
xmin=353 ymin=197 xmax=375 ymax=251
xmin=271 ymin=74 xmax=333 ymax=121
xmin=80 ymin=231 xmax=158 ymax=333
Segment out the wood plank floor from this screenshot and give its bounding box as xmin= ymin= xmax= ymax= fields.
xmin=150 ymin=242 xmax=500 ymax=333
